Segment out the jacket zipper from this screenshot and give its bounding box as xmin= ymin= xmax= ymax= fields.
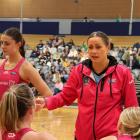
xmin=93 ymin=84 xmax=99 ymax=140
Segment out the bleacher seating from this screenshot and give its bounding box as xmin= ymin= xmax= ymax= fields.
xmin=136 ymin=80 xmax=140 ymax=94
xmin=22 ymin=34 xmax=140 ymax=49
xmin=23 ymin=34 xmax=140 ymax=106
xmin=135 ymin=80 xmax=140 ymax=105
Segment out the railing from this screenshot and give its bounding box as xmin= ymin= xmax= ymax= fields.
xmin=135 ymin=80 xmax=140 ymax=105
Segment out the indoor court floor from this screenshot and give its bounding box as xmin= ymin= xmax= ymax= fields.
xmin=32 ymin=107 xmax=78 ymax=140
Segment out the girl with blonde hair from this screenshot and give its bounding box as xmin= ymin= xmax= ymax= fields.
xmin=0 ymin=83 xmax=56 ymax=140
xmin=117 ymin=107 xmax=140 ymax=140
xmin=100 ymin=107 xmax=140 ymax=140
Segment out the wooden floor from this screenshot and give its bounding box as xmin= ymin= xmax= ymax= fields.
xmin=32 ymin=107 xmax=78 ymax=140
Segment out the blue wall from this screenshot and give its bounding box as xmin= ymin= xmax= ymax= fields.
xmin=0 ymin=21 xmax=140 ymax=35
xmin=132 ymin=22 xmax=140 ymax=36
xmin=0 ymin=21 xmax=19 ymax=33
xmin=0 ymin=21 xmax=59 ymax=35
xmin=71 ymin=22 xmax=130 ymax=35
xmin=23 ymin=22 xmax=59 ymax=34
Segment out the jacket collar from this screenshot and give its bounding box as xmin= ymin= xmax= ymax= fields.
xmin=81 ymin=55 xmax=118 ymax=77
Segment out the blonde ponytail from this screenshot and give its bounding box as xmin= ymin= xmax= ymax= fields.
xmin=0 ymin=83 xmax=34 ymax=133
xmin=0 ymin=91 xmax=18 ymax=132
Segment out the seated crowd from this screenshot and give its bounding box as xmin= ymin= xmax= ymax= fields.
xmin=23 ymin=36 xmax=140 ymax=95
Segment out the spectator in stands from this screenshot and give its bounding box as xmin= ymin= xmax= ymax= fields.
xmin=65 ymin=39 xmax=75 ymax=50
xmin=37 ymin=40 xmax=44 ymax=48
xmin=115 ymin=15 xmax=121 ymax=22
xmin=0 ymin=27 xmax=52 ymax=100
xmin=0 ymin=83 xmax=56 ymax=140
xmin=53 ymin=73 xmax=63 ymax=95
xmin=121 ymin=48 xmax=130 ymax=66
xmin=36 ymin=17 xmax=40 ymax=22
xmin=60 ymin=70 xmax=69 ymax=83
xmin=81 ymin=41 xmax=88 ymax=52
xmin=132 ymin=53 xmax=140 ymax=80
xmin=36 ymin=40 xmax=44 ymax=54
xmin=133 ymin=42 xmax=140 ymax=49
xmin=62 ymin=58 xmax=70 ymax=67
xmin=118 ymin=48 xmax=125 ymax=60
xmin=36 ymin=31 xmax=138 ymax=140
xmin=132 ymin=54 xmax=140 ymax=69
xmin=30 ymin=48 xmax=40 ymax=58
xmin=83 ymin=16 xmax=88 ymax=22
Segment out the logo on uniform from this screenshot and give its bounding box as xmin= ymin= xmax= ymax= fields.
xmin=108 ymin=78 xmax=116 ymax=84
xmin=8 ymin=133 xmax=16 ymax=138
xmin=129 ymin=79 xmax=134 ymax=84
xmin=9 ymin=80 xmax=16 ymax=86
xmin=83 ymin=76 xmax=89 ymax=84
xmin=11 ymin=72 xmax=17 ymax=75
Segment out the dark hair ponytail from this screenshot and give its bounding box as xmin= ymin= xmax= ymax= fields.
xmin=19 ymin=38 xmax=25 ymax=57
xmin=3 ymin=27 xmax=25 ymax=57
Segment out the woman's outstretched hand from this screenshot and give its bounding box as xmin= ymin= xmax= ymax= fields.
xmin=35 ymin=97 xmax=46 ymax=112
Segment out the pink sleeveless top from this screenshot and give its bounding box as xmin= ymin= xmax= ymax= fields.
xmin=0 ymin=58 xmax=25 ymax=100
xmin=118 ymin=135 xmax=134 ymax=140
xmin=2 ymin=128 xmax=33 ymax=140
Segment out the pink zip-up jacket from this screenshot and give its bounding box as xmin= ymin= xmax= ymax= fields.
xmin=45 ymin=56 xmax=138 ymax=140
xmin=118 ymin=135 xmax=135 ymax=140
